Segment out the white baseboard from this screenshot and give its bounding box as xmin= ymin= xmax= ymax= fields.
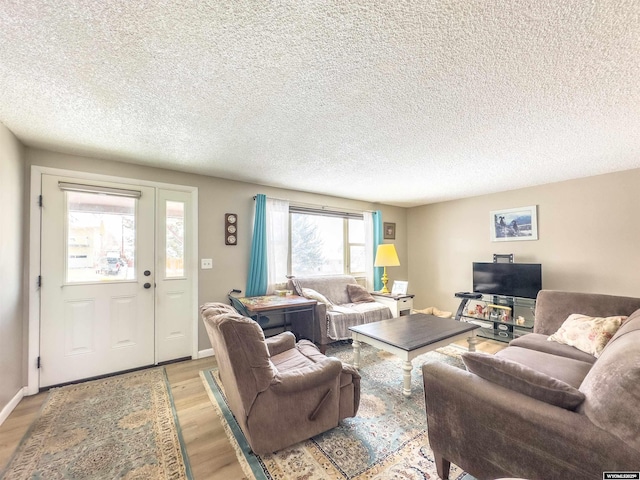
xmin=198 ymin=348 xmax=214 ymax=358
xmin=0 ymin=387 xmax=25 ymax=427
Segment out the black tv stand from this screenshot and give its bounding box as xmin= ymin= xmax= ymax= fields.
xmin=454 ymin=293 xmax=536 ymax=343
xmin=455 ymin=291 xmax=483 ymax=299
xmin=454 ymin=292 xmax=482 ymax=320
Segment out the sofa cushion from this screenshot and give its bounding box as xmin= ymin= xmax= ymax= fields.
xmin=578 ymin=327 xmax=640 ymax=451
xmin=348 ymin=301 xmax=390 ymax=315
xmin=462 ymin=352 xmax=586 ymax=410
xmin=346 ymin=284 xmax=375 ymax=303
xmin=271 ymin=346 xmax=314 ymax=371
xmin=509 ymin=333 xmax=597 ymax=364
xmin=301 ymin=287 xmax=333 ymax=307
xmin=326 ymin=303 xmax=392 ymax=341
xmin=547 ymin=313 xmax=626 ymax=357
xmin=495 ymin=346 xmax=592 ymax=388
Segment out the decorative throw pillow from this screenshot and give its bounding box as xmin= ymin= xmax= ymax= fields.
xmin=462 ymin=352 xmax=586 ymax=410
xmin=301 ymin=288 xmax=333 ymax=307
xmin=547 ymin=314 xmax=627 ymax=357
xmin=346 ymin=284 xmax=375 ymax=303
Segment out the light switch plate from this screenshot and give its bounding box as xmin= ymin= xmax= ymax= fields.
xmin=201 ymin=258 xmax=213 ymax=269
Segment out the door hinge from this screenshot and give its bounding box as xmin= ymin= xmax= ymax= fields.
xmin=37 ymin=275 xmax=42 ymax=287
xmin=37 ymin=356 xmax=41 ymax=369
xmin=38 ymin=195 xmax=43 ymax=207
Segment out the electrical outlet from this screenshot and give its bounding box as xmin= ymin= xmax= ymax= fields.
xmin=201 ymin=258 xmax=213 ymax=269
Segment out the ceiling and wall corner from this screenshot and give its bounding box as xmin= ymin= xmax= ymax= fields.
xmin=1 ymin=1 xmax=639 ymax=208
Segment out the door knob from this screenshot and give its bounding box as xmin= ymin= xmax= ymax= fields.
xmin=144 ymin=283 xmax=151 ymax=289
xmin=144 ymin=270 xmax=151 ymax=276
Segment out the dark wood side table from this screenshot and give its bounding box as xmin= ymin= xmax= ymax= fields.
xmin=238 ymin=295 xmax=317 ymax=342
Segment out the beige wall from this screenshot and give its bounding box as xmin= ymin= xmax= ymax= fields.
xmin=10 ymin=143 xmax=640 ymax=395
xmin=407 ymin=169 xmax=640 ymax=315
xmin=25 ymin=148 xmax=407 ymax=352
xmin=0 ymin=123 xmax=25 ymax=412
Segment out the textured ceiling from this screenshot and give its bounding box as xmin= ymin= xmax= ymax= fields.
xmin=1 ymin=1 xmax=639 ymax=207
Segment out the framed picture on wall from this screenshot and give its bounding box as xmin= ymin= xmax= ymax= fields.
xmin=383 ymin=222 xmax=396 ymax=240
xmin=490 ymin=205 xmax=538 ymax=242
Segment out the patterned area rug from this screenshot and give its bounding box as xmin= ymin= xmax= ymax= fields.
xmin=1 ymin=367 xmax=192 ymax=480
xmin=201 ymin=342 xmax=474 ymax=479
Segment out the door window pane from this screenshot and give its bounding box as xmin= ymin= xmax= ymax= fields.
xmin=66 ymin=191 xmax=135 ymax=282
xmin=166 ymin=201 xmax=185 ymax=278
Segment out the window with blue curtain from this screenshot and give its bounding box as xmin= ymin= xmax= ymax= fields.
xmin=246 ymin=194 xmax=268 ymax=296
xmin=248 ymin=197 xmax=381 ymax=295
xmin=373 ymin=210 xmax=383 ymax=291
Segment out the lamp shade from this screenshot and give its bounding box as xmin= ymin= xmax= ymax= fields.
xmin=374 ymin=244 xmax=400 ymax=267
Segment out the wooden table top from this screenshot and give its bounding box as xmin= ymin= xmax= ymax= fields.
xmin=349 ymin=313 xmax=479 ymax=351
xmin=370 ymin=292 xmax=415 ymax=300
xmin=238 ymin=295 xmax=317 ymax=312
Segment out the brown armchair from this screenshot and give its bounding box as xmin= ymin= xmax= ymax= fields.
xmin=200 ymin=302 xmax=360 ymax=455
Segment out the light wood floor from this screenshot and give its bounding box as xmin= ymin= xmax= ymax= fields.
xmin=0 ymin=357 xmax=246 ymax=479
xmin=0 ymin=338 xmax=503 ymax=479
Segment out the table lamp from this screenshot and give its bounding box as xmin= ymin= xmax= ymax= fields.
xmin=374 ymin=244 xmax=400 ymax=294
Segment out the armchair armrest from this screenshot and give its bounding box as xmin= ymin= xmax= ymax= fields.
xmin=271 ymin=357 xmax=342 ymax=393
xmin=340 ymin=361 xmax=361 ymax=381
xmin=265 ymin=331 xmax=296 ymax=357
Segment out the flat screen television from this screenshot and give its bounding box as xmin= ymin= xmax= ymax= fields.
xmin=473 ymin=262 xmax=542 ymax=299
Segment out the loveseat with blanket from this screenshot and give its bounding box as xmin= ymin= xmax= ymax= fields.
xmin=422 ymin=290 xmax=640 ymax=480
xmin=287 ymin=275 xmax=392 ymax=352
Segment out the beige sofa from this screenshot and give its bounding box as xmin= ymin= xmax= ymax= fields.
xmin=287 ymin=274 xmax=392 ymax=351
xmin=422 ymin=290 xmax=640 ymax=480
xmin=201 ymin=302 xmax=360 ymax=455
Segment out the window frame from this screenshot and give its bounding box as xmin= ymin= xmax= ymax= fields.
xmin=288 ymin=206 xmax=365 ymax=278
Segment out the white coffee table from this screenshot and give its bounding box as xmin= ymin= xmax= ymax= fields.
xmin=349 ymin=313 xmax=479 ymax=396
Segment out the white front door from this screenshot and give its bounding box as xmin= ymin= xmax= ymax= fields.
xmin=40 ymin=175 xmax=156 ymax=387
